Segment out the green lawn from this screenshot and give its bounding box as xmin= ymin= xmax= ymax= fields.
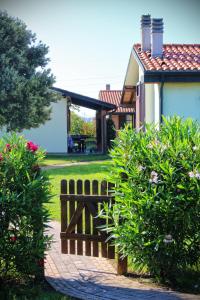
xmin=45 ymin=160 xmax=111 ymax=221
xmin=42 ymin=154 xmax=110 ymax=166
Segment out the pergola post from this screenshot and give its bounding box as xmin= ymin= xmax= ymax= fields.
xmin=101 ymin=110 xmax=107 ymax=154
xmin=96 ymin=110 xmax=102 ymax=152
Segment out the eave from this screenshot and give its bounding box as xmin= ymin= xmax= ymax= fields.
xmin=132 ymin=46 xmax=200 ymax=83
xmin=143 ymin=71 xmax=200 ymax=83
xmin=52 ymin=87 xmax=116 ymax=111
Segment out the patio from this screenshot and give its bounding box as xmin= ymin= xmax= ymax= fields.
xmin=52 ymin=87 xmax=116 ymax=154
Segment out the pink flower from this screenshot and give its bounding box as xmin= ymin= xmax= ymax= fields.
xmin=5 ymin=143 xmax=11 ymax=152
xmin=10 ymin=236 xmax=17 ymax=242
xmin=138 ymin=165 xmax=146 ymax=171
xmin=188 ymin=171 xmax=195 ymax=178
xmin=149 ymin=171 xmax=159 ymax=184
xmin=188 ymin=170 xmax=200 ymax=179
xmin=32 ymin=164 xmax=40 ymax=173
xmin=37 ymin=258 xmax=46 ymax=267
xmin=195 ymin=172 xmax=200 ymax=179
xmin=26 ymin=141 xmax=39 ymax=152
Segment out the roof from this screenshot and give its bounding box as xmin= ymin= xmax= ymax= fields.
xmin=99 ymin=90 xmax=134 ymax=113
xmin=134 ymin=43 xmax=200 ymax=72
xmin=52 ymin=87 xmax=116 ymax=111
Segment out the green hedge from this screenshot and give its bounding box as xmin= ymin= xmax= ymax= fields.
xmin=108 ymin=116 xmax=200 ymax=283
xmin=0 ymin=134 xmax=51 ymax=281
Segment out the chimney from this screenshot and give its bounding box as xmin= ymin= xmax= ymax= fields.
xmin=106 ymin=84 xmax=110 ymax=91
xmin=151 ymin=18 xmax=164 ymax=57
xmin=141 ymin=14 xmax=151 ymax=51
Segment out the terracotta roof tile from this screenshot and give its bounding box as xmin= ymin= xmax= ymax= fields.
xmin=134 ymin=44 xmax=200 ymax=71
xmin=98 ymin=90 xmax=134 ymax=113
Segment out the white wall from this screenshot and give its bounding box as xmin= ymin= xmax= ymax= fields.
xmin=154 ymin=83 xmax=161 ymax=126
xmin=22 ymin=99 xmax=67 ymax=153
xmin=145 ymin=83 xmax=155 ymax=124
xmin=163 ymin=83 xmax=200 ymax=122
xmin=124 ymin=52 xmax=139 ymax=86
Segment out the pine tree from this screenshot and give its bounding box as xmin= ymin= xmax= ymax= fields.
xmin=0 ymin=11 xmax=57 ymax=131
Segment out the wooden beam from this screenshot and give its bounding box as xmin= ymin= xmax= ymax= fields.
xmin=60 ymin=195 xmax=113 ymax=202
xmin=66 ymin=202 xmax=85 ymax=234
xmin=60 ymin=232 xmax=107 ymax=242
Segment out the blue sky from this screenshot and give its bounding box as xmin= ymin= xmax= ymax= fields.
xmin=0 ymin=0 xmax=199 ymax=116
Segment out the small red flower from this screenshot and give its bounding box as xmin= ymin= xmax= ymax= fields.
xmin=4 ymin=143 xmax=11 ymax=153
xmin=37 ymin=258 xmax=46 ymax=267
xmin=26 ymin=141 xmax=39 ymax=152
xmin=32 ymin=164 xmax=40 ymax=172
xmin=10 ymin=236 xmax=17 ymax=242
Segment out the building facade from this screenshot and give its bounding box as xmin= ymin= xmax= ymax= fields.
xmin=121 ymin=15 xmax=200 ymax=127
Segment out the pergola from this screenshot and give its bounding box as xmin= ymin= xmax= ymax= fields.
xmin=52 ymin=87 xmax=116 ymax=153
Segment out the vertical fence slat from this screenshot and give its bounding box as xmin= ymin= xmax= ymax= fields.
xmin=107 ymin=182 xmax=115 ymax=259
xmin=100 ymin=180 xmax=108 ymax=258
xmin=69 ymin=179 xmax=76 ymax=254
xmin=77 ymin=180 xmax=83 ymax=255
xmin=61 ymin=180 xmax=68 ymax=253
xmin=117 ymin=255 xmax=128 ymax=275
xmin=92 ymin=180 xmax=99 ymax=257
xmin=85 ymin=180 xmax=91 ymax=256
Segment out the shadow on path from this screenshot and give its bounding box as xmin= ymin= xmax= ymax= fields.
xmin=45 ymin=221 xmax=200 ymax=300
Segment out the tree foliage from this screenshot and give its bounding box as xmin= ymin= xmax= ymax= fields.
xmin=0 ymin=11 xmax=57 ymax=131
xmin=70 ymin=111 xmax=95 ymax=136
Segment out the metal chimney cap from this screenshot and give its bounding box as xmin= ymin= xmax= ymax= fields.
xmin=141 ymin=14 xmax=151 ymax=27
xmin=106 ymin=84 xmax=110 ymax=91
xmin=151 ymin=18 xmax=164 ymax=33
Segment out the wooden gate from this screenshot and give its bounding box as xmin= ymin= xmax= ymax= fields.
xmin=60 ymin=179 xmax=127 ymax=275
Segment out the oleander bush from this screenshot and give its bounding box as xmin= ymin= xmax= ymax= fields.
xmin=108 ymin=116 xmax=200 ymax=283
xmin=0 ymin=134 xmax=51 ymax=282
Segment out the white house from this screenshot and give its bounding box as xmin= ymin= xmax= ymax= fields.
xmin=20 ymin=88 xmax=115 ymax=153
xmin=22 ymin=98 xmax=68 ymax=153
xmin=0 ymin=98 xmax=68 ymax=153
xmin=121 ymin=15 xmax=200 ymax=127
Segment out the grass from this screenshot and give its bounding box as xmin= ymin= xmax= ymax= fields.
xmin=0 ymin=279 xmax=76 ymax=300
xmin=42 ymin=154 xmax=110 ymax=166
xmin=45 ymin=160 xmax=111 ymax=221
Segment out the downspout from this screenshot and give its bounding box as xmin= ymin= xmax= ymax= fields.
xmin=160 ymin=78 xmax=164 ymax=124
xmin=65 ymin=96 xmax=72 ymax=153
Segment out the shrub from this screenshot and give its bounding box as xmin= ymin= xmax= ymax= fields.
xmin=106 ymin=117 xmax=116 ymax=149
xmin=0 ymin=134 xmax=51 ymax=281
xmin=108 ymin=116 xmax=200 ymax=283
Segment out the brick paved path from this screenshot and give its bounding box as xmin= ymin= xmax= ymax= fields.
xmin=45 ymin=221 xmax=200 ymax=300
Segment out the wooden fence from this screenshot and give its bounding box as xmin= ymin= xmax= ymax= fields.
xmin=60 ymin=179 xmax=127 ymax=275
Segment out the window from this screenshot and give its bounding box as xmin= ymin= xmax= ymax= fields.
xmin=119 ymin=114 xmax=134 ymax=128
xmin=126 ymin=114 xmax=133 ymax=127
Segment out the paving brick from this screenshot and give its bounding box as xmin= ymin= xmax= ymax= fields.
xmin=45 ymin=221 xmax=200 ymax=300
